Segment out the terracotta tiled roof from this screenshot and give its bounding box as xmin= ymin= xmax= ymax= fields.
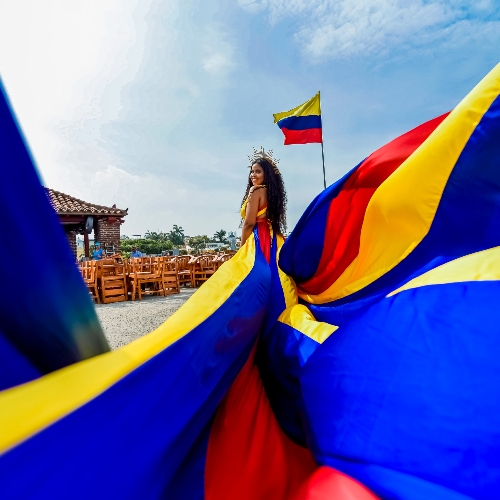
xmin=46 ymin=188 xmax=128 ymax=216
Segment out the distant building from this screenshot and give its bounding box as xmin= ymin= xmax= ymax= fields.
xmin=228 ymin=231 xmax=237 ymax=251
xmin=205 ymin=242 xmax=226 ymax=250
xmin=46 ymin=188 xmax=128 ymax=258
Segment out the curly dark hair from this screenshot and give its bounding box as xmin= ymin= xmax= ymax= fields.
xmin=241 ymin=158 xmax=287 ymax=235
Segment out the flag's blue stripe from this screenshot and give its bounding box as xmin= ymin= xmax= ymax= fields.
xmin=0 ymin=241 xmax=271 ymax=499
xmin=277 ymin=115 xmax=322 ymax=131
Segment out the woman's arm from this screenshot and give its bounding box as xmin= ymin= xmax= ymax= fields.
xmin=240 ymin=188 xmax=262 ymax=246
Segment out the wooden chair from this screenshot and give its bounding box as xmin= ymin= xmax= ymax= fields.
xmin=80 ymin=261 xmax=100 ymax=303
xmin=177 ymin=256 xmax=193 ymax=287
xmin=95 ymin=259 xmax=127 ymax=304
xmin=160 ymin=257 xmax=180 ymax=295
xmin=192 ymin=256 xmax=217 ymax=287
xmin=129 ymin=257 xmax=163 ymax=300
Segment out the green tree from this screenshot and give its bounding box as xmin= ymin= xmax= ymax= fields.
xmin=144 ymin=230 xmax=169 ymax=241
xmin=120 ymin=238 xmax=173 ymax=256
xmin=168 ymin=225 xmax=185 ymax=246
xmin=213 ymin=229 xmax=227 ymax=243
xmin=188 ymin=235 xmax=208 ymax=253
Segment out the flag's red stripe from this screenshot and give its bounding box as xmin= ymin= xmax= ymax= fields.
xmin=299 ymin=112 xmax=450 ymax=296
xmin=282 ymin=127 xmax=322 ymax=145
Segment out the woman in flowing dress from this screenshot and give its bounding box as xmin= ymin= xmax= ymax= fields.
xmin=240 ymin=149 xmax=287 ymax=263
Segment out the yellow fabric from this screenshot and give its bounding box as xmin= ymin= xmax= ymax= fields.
xmin=273 ymin=92 xmax=321 ymax=123
xmin=240 ymin=199 xmax=247 ymax=219
xmin=300 ymin=63 xmax=500 ymax=305
xmin=257 ymin=206 xmax=267 ymax=217
xmin=0 ymin=237 xmax=257 ymax=454
xmin=387 ymin=246 xmax=500 ymax=297
xmin=240 ymin=186 xmax=268 ymax=219
xmin=278 ymin=304 xmax=338 ymax=344
xmin=276 ymin=234 xmax=299 ymax=310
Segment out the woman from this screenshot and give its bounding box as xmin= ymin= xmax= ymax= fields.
xmin=240 ymin=148 xmax=287 ymax=263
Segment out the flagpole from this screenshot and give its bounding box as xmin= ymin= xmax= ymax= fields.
xmin=319 ymin=91 xmax=326 ymax=189
xmin=321 ymin=141 xmax=326 ymax=190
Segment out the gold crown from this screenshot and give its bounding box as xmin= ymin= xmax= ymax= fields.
xmin=248 ymin=146 xmax=281 ymax=175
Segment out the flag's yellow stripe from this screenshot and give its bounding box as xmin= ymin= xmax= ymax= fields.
xmin=278 ymin=304 xmax=338 ymax=344
xmin=0 ymin=237 xmax=257 ymax=454
xmin=387 ymin=246 xmax=500 ymax=297
xmin=300 ymin=63 xmax=500 ymax=305
xmin=273 ymin=93 xmax=321 ymax=123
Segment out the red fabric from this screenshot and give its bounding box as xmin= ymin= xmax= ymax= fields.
xmin=300 ymin=112 xmax=450 ymax=295
xmin=256 ymin=219 xmax=271 ymax=263
xmin=204 ymin=343 xmax=378 ymax=500
xmin=282 ymin=128 xmax=322 ymax=145
xmin=291 ymin=466 xmax=379 ymax=500
xmin=205 ymin=342 xmax=317 ymax=500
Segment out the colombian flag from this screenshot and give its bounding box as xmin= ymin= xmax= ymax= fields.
xmin=273 ymin=93 xmax=322 ymax=145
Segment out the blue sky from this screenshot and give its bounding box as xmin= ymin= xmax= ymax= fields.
xmin=1 ymin=0 xmax=499 ymax=237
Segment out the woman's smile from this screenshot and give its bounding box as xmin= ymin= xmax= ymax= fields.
xmin=250 ymin=163 xmax=265 ymax=185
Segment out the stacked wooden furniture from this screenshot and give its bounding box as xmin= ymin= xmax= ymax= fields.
xmin=80 ymin=261 xmax=100 ymax=303
xmin=161 ymin=257 xmax=180 ymax=295
xmin=96 ymin=258 xmax=127 ymax=303
xmin=214 ymin=253 xmax=233 ymax=268
xmin=191 ymin=255 xmax=217 ymax=287
xmin=177 ymin=256 xmax=193 ymax=287
xmin=129 ymin=257 xmax=163 ymax=301
xmin=79 ymin=252 xmax=237 ymax=304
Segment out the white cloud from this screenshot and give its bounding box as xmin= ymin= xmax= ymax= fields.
xmin=0 ymin=0 xmax=249 ymax=237
xmin=0 ymin=0 xmax=151 ymax=183
xmin=237 ymin=0 xmax=267 ymax=14
xmin=202 ymin=28 xmax=235 ymax=76
xmin=203 ymin=52 xmax=233 ymax=75
xmin=238 ymin=0 xmax=500 ymax=61
xmin=79 ymin=163 xmax=243 ymax=238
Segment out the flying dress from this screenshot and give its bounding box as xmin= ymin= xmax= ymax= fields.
xmin=1 ymin=63 xmax=500 ymax=500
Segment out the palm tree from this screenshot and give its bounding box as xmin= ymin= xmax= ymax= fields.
xmin=169 ymin=225 xmax=185 ymax=245
xmin=213 ymin=229 xmax=227 ymax=243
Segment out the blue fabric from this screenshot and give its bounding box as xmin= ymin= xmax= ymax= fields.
xmin=0 ymin=331 xmax=42 ymax=392
xmin=302 ymin=282 xmax=500 ymax=499
xmin=0 ymin=79 xmax=108 ymax=387
xmin=279 ymin=163 xmax=361 ymax=283
xmin=0 ymin=234 xmax=271 ymax=499
xmin=257 ymin=320 xmax=319 ymax=447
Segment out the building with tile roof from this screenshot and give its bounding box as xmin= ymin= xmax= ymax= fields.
xmin=46 ymin=188 xmax=128 ymax=258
